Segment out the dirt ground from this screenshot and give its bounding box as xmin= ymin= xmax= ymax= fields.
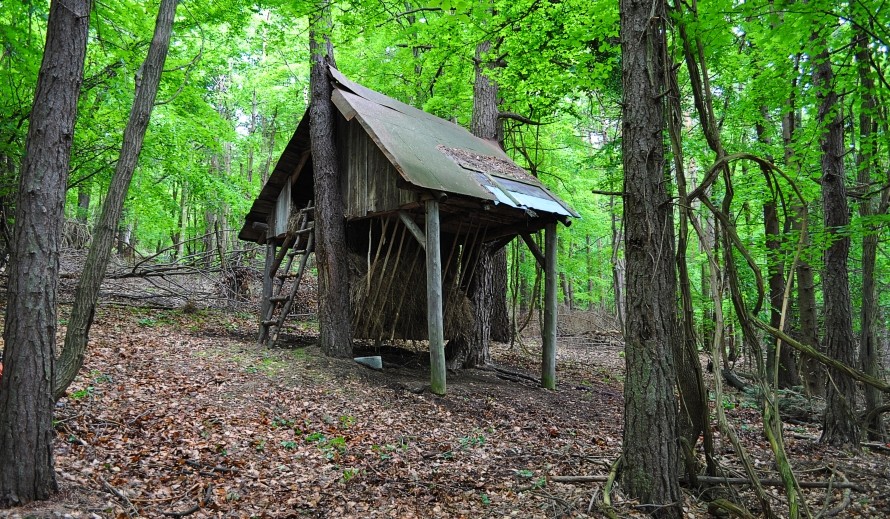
xmin=2 ymin=307 xmax=889 ymax=518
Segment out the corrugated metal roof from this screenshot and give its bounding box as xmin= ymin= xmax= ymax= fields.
xmin=329 ymin=66 xmax=579 ymax=219
xmin=238 ymin=67 xmax=578 ymax=244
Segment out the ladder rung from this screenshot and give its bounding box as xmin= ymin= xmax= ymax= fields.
xmin=287 ymin=249 xmax=309 ymax=256
xmin=269 ymin=296 xmax=290 ymax=303
xmin=262 ymin=320 xmax=277 ymax=326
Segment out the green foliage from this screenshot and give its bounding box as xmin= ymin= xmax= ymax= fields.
xmin=1 ymin=0 xmax=886 ymax=347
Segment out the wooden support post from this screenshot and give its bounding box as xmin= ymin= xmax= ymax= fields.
xmin=542 ymin=222 xmax=558 ymax=389
xmin=259 ymin=241 xmax=276 ymax=343
xmin=425 ymin=199 xmax=446 ymax=395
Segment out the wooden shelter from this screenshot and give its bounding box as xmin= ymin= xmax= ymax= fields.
xmin=238 ymin=67 xmax=577 ymax=393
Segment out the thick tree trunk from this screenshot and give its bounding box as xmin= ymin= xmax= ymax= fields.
xmin=814 ymin=48 xmax=859 ymax=448
xmin=55 ymin=0 xmax=178 ymax=400
xmin=449 ymin=38 xmax=508 ymax=368
xmin=619 ymin=0 xmax=683 ymax=515
xmin=309 ymin=6 xmax=353 ymax=358
xmin=0 ymin=0 xmax=91 ymax=506
xmin=472 ymin=39 xmax=510 ymax=345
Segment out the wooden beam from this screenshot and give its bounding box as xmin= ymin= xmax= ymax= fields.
xmin=542 ymin=222 xmax=558 ymax=389
xmin=520 ymin=233 xmax=546 ymax=268
xmin=487 ymin=234 xmax=514 ymax=253
xmin=425 ymin=199 xmax=446 ymax=395
xmin=399 ymin=211 xmax=426 ymax=249
xmin=258 ymin=242 xmax=276 ymax=344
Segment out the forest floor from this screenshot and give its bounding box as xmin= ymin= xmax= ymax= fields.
xmin=1 ymin=306 xmax=889 ymax=518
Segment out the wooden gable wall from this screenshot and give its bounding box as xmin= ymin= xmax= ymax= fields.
xmin=338 ymin=117 xmax=416 ymax=220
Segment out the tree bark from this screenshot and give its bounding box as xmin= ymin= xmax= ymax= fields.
xmin=54 ymin=0 xmax=179 ymax=400
xmin=854 ymin=25 xmax=886 ymax=440
xmin=755 ymin=120 xmax=799 ymax=389
xmin=783 ymin=94 xmax=822 ymax=395
xmin=666 ymin=55 xmax=715 ymax=478
xmin=0 ymin=0 xmax=91 ymax=506
xmin=309 ymin=5 xmax=353 ymax=358
xmin=814 ymin=47 xmax=859 ymax=448
xmin=619 ymin=0 xmax=683 ymax=515
xmin=76 ymin=183 xmax=90 ymax=222
xmin=447 ymin=37 xmax=508 ymax=368
xmin=471 ymin=39 xmax=510 ymax=345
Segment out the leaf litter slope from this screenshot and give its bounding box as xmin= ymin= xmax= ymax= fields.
xmin=7 ymin=308 xmax=622 ymax=518
xmin=3 ymin=308 xmax=889 ymax=518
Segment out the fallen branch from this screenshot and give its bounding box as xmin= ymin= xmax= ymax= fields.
xmin=817 ymin=468 xmax=852 ymax=519
xmin=478 ymin=364 xmax=540 ymax=385
xmin=751 ymin=317 xmax=890 ymax=393
xmin=862 ymin=442 xmax=890 ymax=453
xmin=685 ymin=476 xmax=863 ymax=492
xmin=185 ymin=459 xmax=238 ymax=473
xmin=161 ymin=504 xmax=199 ymax=517
xmin=161 ymin=483 xmax=213 ymax=517
xmin=707 ymin=498 xmax=756 ymax=518
xmin=549 ymin=475 xmax=609 ymax=483
xmin=98 ymin=476 xmax=138 ymax=517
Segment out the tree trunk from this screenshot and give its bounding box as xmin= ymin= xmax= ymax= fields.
xmin=755 ymin=120 xmax=799 ymax=388
xmin=446 ymin=37 xmax=509 ymax=368
xmin=471 ymin=39 xmax=510 ymax=345
xmin=176 ymin=182 xmax=188 ymax=259
xmin=854 ymin=26 xmax=886 ymax=441
xmin=619 ymin=0 xmax=683 ymax=514
xmin=783 ymin=98 xmax=822 ymax=396
xmin=0 ymin=0 xmax=91 ymax=506
xmin=309 ymin=5 xmax=353 ymax=358
xmin=666 ymin=56 xmax=715 ymax=478
xmin=610 ymin=196 xmax=625 ymax=331
xmin=76 ymin=183 xmax=90 ymax=222
xmin=814 ymin=47 xmax=859 ymax=448
xmin=54 ymin=0 xmax=178 ymax=400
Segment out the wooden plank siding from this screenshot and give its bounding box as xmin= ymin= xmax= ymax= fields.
xmin=340 ymin=118 xmax=415 ymax=220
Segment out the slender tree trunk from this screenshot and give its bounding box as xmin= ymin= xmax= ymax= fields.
xmin=814 ymin=47 xmax=859 ymax=448
xmin=519 ymin=246 xmax=530 ymax=315
xmin=0 ymin=0 xmax=91 ymax=506
xmin=755 ymin=120 xmax=799 ymax=388
xmin=54 ymin=0 xmax=179 ymax=399
xmin=619 ymin=0 xmax=682 ymax=515
xmin=609 ymin=196 xmax=625 ymax=331
xmin=309 ymin=4 xmax=353 ymax=358
xmin=666 ymin=56 xmax=715 ymax=479
xmin=76 ymin=183 xmax=91 ymax=222
xmin=783 ymin=95 xmax=822 ymax=395
xmin=854 ymin=26 xmax=885 ymax=440
xmin=176 ymin=182 xmax=188 ymax=259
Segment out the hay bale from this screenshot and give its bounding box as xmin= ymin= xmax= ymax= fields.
xmin=349 ymin=249 xmax=474 ymax=342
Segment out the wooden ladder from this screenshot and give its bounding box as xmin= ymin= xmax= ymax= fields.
xmin=259 ymin=203 xmax=315 ymax=348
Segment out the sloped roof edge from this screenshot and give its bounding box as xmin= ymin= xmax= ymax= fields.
xmin=238 ymin=68 xmax=578 ymax=244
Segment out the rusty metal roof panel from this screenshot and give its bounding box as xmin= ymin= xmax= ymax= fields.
xmin=331 ymin=88 xmax=495 ymax=200
xmin=329 ymin=66 xmax=577 ymax=219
